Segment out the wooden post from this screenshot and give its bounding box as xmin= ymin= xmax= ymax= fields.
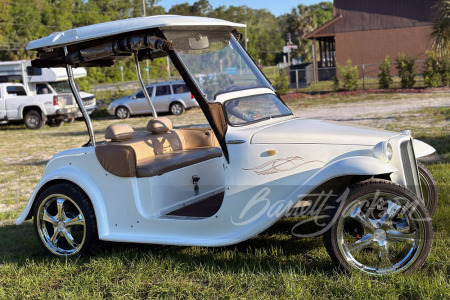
xmin=313 ymin=38 xmax=319 ymax=82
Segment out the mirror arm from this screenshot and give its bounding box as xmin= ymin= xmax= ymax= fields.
xmin=134 ymin=51 xmax=158 ymax=118
xmin=64 ymin=46 xmax=96 ymax=147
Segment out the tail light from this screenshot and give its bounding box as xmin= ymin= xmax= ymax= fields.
xmin=53 ymin=95 xmax=59 ymax=106
xmin=190 ymin=93 xmax=194 ymax=99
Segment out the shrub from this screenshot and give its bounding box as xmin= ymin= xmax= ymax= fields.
xmin=396 ymin=53 xmax=416 ymax=88
xmin=274 ymin=68 xmax=289 ymax=95
xmin=337 ymin=59 xmax=358 ymax=91
xmin=332 ymin=76 xmax=340 ymax=91
xmin=424 ymin=50 xmax=441 ymax=88
xmin=378 ymin=56 xmax=393 ymax=89
xmin=440 ymin=55 xmax=450 ymax=86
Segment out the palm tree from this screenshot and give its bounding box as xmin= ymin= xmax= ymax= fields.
xmin=432 ymin=0 xmax=450 ymax=56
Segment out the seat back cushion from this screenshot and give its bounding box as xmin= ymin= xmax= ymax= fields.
xmin=105 ymin=124 xmax=134 ymax=141
xmin=177 ymin=128 xmax=218 ymax=149
xmin=95 ymin=144 xmax=137 ymax=177
xmin=123 ymin=131 xmax=183 ymax=162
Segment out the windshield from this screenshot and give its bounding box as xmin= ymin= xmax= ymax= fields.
xmin=225 ymin=93 xmax=292 ymax=126
xmin=166 ymin=30 xmax=273 ymax=102
xmin=48 ymin=81 xmax=72 ymax=93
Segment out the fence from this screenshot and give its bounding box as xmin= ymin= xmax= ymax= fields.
xmin=284 ymin=60 xmax=428 ymax=91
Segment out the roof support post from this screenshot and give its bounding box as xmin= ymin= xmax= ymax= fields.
xmin=64 ymin=46 xmax=96 ymax=147
xmin=134 ymin=51 xmax=158 ymax=118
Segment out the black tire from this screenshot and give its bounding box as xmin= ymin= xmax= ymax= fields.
xmin=170 ymin=102 xmax=185 ymax=115
xmin=48 ymin=120 xmax=64 ymax=127
xmin=33 ymin=183 xmax=100 ymax=256
xmin=418 ymin=164 xmax=438 ymax=217
xmin=116 ymin=106 xmax=130 ymax=119
xmin=323 ymin=179 xmax=432 ymax=275
xmin=24 ymin=110 xmax=45 ymax=130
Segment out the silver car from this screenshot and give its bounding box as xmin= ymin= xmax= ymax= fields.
xmin=108 ymin=80 xmax=198 ymax=119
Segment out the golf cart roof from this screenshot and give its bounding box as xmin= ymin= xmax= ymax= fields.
xmin=26 ymin=15 xmax=246 ymax=51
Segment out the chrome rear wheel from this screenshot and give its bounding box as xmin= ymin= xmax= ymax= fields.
xmin=34 ymin=183 xmax=99 ymax=256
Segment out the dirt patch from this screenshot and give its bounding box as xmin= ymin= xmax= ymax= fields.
xmin=292 ymin=97 xmax=450 ymax=124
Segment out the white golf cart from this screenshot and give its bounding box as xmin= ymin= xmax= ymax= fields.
xmin=16 ymin=16 xmax=438 ymax=276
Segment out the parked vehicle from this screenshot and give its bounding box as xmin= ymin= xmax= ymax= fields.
xmin=108 ymin=80 xmax=198 ymax=118
xmin=17 ymin=16 xmax=438 ymax=276
xmin=0 ymin=82 xmax=77 ymax=129
xmin=0 ymin=60 xmax=97 ymax=119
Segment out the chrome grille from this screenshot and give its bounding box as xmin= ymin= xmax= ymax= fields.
xmin=400 ymin=140 xmax=421 ymax=198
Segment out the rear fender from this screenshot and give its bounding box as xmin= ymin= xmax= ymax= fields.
xmin=16 ymin=166 xmax=109 ymax=237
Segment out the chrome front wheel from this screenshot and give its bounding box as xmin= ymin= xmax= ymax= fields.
xmin=34 ymin=183 xmax=99 ymax=256
xmin=324 ymin=179 xmax=432 ymax=275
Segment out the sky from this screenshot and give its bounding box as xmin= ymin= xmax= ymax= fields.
xmin=160 ymin=0 xmax=332 ymax=17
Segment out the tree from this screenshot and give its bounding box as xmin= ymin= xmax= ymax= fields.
xmin=378 ymin=56 xmax=393 ymax=89
xmin=279 ymin=2 xmax=333 ymax=63
xmin=396 ymin=53 xmax=416 ymax=88
xmin=432 ymin=0 xmax=450 ymax=56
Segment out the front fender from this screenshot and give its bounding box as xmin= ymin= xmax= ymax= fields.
xmin=290 ymin=156 xmax=397 ymax=203
xmin=16 ymin=166 xmax=109 ymax=237
xmin=413 ymin=139 xmax=436 ymax=158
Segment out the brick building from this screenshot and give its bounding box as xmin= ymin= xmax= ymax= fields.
xmin=305 ymin=0 xmax=435 ymax=80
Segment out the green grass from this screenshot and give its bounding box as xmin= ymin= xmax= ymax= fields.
xmin=0 ymin=98 xmax=449 ymax=298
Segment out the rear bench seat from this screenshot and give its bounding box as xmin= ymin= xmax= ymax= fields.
xmin=95 ymin=117 xmax=223 ymax=177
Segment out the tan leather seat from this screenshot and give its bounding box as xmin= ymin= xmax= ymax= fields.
xmin=95 ymin=119 xmax=222 ymax=177
xmin=136 ymin=148 xmax=223 ymax=177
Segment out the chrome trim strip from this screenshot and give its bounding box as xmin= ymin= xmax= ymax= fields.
xmin=226 ymin=140 xmax=246 ymax=144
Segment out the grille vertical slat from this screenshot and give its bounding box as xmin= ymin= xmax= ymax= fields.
xmin=400 ymin=140 xmax=421 ymax=198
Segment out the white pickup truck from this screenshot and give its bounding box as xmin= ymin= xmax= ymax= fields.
xmin=0 ymin=82 xmax=77 ymax=129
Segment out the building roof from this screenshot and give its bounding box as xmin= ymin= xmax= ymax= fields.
xmin=26 ymin=15 xmax=246 ymax=51
xmin=306 ymin=0 xmax=433 ymax=39
xmin=305 ymin=15 xmax=343 ymax=39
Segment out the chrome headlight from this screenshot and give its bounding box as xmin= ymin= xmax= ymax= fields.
xmin=372 ymin=141 xmax=393 ymax=162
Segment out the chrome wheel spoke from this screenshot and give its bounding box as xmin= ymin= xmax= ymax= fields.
xmin=65 ymin=214 xmax=84 ymax=228
xmin=386 ymin=230 xmax=419 ymax=245
xmin=62 ymin=230 xmax=77 ymax=248
xmin=42 ymin=209 xmax=58 ymax=226
xmin=378 ymin=245 xmax=392 ymax=268
xmin=50 ymin=229 xmax=60 ymax=246
xmin=344 ymin=234 xmax=373 ymax=254
xmin=56 ymin=198 xmax=65 ymax=221
xmin=349 ymin=205 xmax=376 ymax=232
xmin=379 ymin=201 xmax=402 ymax=227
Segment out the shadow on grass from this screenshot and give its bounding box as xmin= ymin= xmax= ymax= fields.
xmin=0 ymin=218 xmax=333 ymax=274
xmin=9 ymin=159 xmax=49 ymax=167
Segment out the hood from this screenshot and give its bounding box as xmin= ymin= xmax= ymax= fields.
xmin=251 ymin=119 xmax=397 ymax=146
